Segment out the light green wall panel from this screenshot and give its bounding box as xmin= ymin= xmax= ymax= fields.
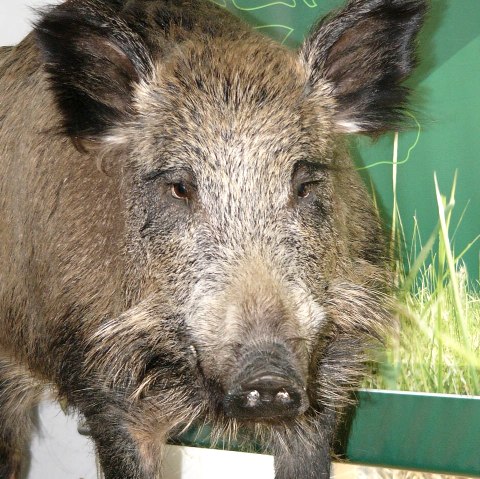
xmin=220 ymin=0 xmax=480 ymax=277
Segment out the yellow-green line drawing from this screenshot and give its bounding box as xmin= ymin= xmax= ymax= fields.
xmin=231 ymin=0 xmax=318 ymax=11
xmin=254 ymin=24 xmax=295 ymax=44
xmin=232 ymin=0 xmax=295 ymax=10
xmin=210 ymin=0 xmax=227 ymax=6
xmin=357 ymin=112 xmax=422 ymax=171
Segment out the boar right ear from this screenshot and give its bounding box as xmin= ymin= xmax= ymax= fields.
xmin=35 ymin=1 xmax=153 ymax=143
xmin=301 ymin=0 xmax=427 ymax=134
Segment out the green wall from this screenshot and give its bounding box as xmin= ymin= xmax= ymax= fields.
xmin=219 ymin=0 xmax=480 ymax=278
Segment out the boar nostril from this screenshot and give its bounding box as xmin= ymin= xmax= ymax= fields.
xmin=275 ymin=390 xmax=291 ymax=404
xmin=246 ymin=389 xmax=261 ymax=406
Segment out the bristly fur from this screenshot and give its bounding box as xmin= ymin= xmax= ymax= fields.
xmin=0 ymin=0 xmax=426 ymax=477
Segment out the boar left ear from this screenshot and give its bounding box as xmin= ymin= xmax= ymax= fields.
xmin=301 ymin=0 xmax=427 ymax=134
xmin=35 ymin=1 xmax=153 ymax=143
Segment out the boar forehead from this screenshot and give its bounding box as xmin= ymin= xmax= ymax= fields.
xmin=131 ymin=38 xmax=335 ymax=181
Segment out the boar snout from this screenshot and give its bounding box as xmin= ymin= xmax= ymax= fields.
xmin=223 ymin=343 xmax=309 ymax=420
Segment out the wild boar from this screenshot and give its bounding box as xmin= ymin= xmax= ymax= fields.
xmin=0 ymin=0 xmax=426 ymax=477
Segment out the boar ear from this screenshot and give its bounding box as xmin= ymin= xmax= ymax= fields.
xmin=35 ymin=2 xmax=153 ymax=142
xmin=301 ymin=0 xmax=427 ymax=133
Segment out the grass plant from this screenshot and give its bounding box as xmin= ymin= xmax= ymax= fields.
xmin=364 ymin=134 xmax=480 ymax=395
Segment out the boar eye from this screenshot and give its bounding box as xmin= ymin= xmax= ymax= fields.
xmin=297 ymin=183 xmax=310 ymax=198
xmin=171 ymin=182 xmax=190 ymax=200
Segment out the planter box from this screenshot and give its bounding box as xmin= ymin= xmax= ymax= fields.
xmin=341 ymin=389 xmax=480 ymax=476
xmin=175 ymin=390 xmax=480 ymax=476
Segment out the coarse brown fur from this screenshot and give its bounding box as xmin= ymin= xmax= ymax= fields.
xmin=0 ymin=0 xmax=426 ymax=477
